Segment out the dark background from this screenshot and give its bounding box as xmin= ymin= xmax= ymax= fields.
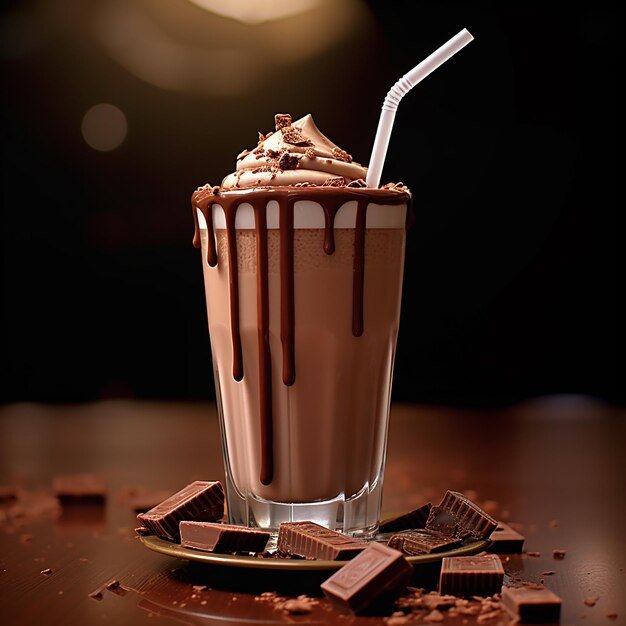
xmin=1 ymin=1 xmax=619 ymax=406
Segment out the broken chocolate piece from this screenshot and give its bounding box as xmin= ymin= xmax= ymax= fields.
xmin=321 ymin=543 xmax=413 ymax=614
xmin=281 ymin=126 xmax=312 ymax=146
xmin=278 ymin=152 xmax=300 ymax=170
xmin=136 ymin=481 xmax=224 ymax=541
xmin=501 ymin=586 xmax=561 ymax=623
xmin=322 ymin=176 xmax=346 ymax=187
xmin=379 ymin=503 xmax=432 ymax=534
xmin=388 ymin=529 xmax=461 ymax=555
xmin=552 ymin=549 xmax=566 ymax=559
xmin=52 ymin=474 xmax=107 ymax=503
xmin=277 ymin=521 xmax=366 ymax=561
xmin=487 ymin=521 xmax=525 ymax=553
xmin=346 ymin=178 xmax=367 ymax=188
xmin=439 ymin=555 xmax=504 ymax=597
xmin=304 ymin=147 xmax=316 ymax=159
xmin=274 ymin=113 xmax=292 ymax=130
xmin=180 ymin=521 xmax=270 ymax=553
xmin=427 ymin=491 xmax=497 ymax=540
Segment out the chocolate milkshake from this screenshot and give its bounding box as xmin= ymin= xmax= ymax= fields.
xmin=192 ymin=114 xmax=411 ymax=535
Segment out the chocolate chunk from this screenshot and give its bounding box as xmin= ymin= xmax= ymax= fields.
xmin=427 ymin=491 xmax=497 ymax=540
xmin=322 ymin=176 xmax=346 ymax=187
xmin=281 ymin=126 xmax=312 ymax=146
xmin=388 ymin=529 xmax=461 ymax=555
xmin=439 ymin=555 xmax=504 ymax=597
xmin=552 ymin=549 xmax=566 ymax=559
xmin=41 ymin=568 xmax=52 ymax=575
xmin=487 ymin=521 xmax=525 ymax=553
xmin=278 ymin=152 xmax=300 ymax=170
xmin=274 ymin=113 xmax=292 ymax=130
xmin=277 ymin=521 xmax=366 ymax=561
xmin=52 ymin=474 xmax=107 ymax=503
xmin=321 ymin=543 xmax=413 ymax=614
xmin=501 ymin=586 xmax=561 ymax=623
xmin=180 ymin=521 xmax=270 ymax=553
xmin=584 ymin=596 xmax=599 ymax=607
xmin=136 ymin=481 xmax=224 ymax=540
xmin=379 ymin=503 xmax=432 ymax=534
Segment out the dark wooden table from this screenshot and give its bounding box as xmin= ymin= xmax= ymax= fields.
xmin=1 ymin=398 xmax=624 ymax=625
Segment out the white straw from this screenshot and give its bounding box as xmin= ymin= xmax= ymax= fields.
xmin=365 ymin=28 xmax=474 ymax=188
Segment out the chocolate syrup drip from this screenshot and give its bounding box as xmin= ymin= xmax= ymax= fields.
xmin=279 ymin=199 xmax=296 ymax=386
xmin=225 ymin=208 xmax=244 ymax=381
xmin=191 ymin=186 xmax=411 ymax=486
xmin=253 ymin=204 xmax=274 ymax=485
xmin=352 ymin=200 xmax=367 ymax=337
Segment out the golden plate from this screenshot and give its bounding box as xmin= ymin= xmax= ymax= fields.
xmin=140 ymin=534 xmax=489 ymax=571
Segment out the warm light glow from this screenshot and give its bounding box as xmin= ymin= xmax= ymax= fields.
xmin=81 ymin=104 xmax=128 ymax=152
xmin=187 ymin=0 xmax=320 ymax=24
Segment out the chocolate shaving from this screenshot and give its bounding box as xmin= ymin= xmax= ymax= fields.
xmin=274 ymin=113 xmax=292 ymax=131
xmin=332 ymin=147 xmax=353 ymax=163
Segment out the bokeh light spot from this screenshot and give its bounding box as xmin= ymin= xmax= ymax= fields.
xmin=81 ymin=103 xmax=127 ymax=152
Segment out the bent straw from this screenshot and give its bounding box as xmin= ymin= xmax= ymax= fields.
xmin=366 ymin=29 xmax=474 ymax=188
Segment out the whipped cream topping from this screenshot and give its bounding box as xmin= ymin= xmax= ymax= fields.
xmin=221 ymin=114 xmax=367 ymax=189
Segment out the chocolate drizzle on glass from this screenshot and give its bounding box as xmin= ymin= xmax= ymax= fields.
xmin=192 ymin=186 xmax=411 ymax=486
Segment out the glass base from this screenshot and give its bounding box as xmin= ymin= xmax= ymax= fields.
xmin=225 ymin=476 xmax=383 ymax=538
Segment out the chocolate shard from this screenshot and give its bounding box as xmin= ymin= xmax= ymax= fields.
xmin=379 ymin=503 xmax=432 ymax=534
xmin=180 ymin=521 xmax=270 ymax=554
xmin=274 ymin=113 xmax=292 ymax=130
xmin=487 ymin=521 xmax=525 ymax=554
xmin=387 ymin=529 xmax=461 ymax=555
xmin=501 ymin=586 xmax=562 ymax=623
xmin=321 ymin=543 xmax=413 ymax=614
xmin=439 ymin=555 xmax=504 ymax=597
xmin=277 ymin=521 xmax=367 ymax=561
xmin=136 ymin=481 xmax=224 ymax=541
xmin=427 ymin=491 xmax=497 ymax=540
xmin=52 ymin=474 xmax=107 ymax=503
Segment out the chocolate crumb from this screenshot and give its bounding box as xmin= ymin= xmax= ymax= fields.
xmin=525 ymin=551 xmax=541 ymax=557
xmin=258 ymin=131 xmax=267 ymax=144
xmin=584 ymin=597 xmax=599 ymax=607
xmin=266 ymin=149 xmax=281 ymax=160
xmin=541 ymin=571 xmax=556 ymax=576
xmin=548 ymin=519 xmax=559 ymax=528
xmin=332 ymin=147 xmax=353 ymax=163
xmin=607 ymin=612 xmax=618 ymax=620
xmin=553 ymin=549 xmax=566 ymax=559
xmin=106 ymin=580 xmax=120 ymax=590
xmin=134 ymin=526 xmax=151 ymax=536
xmin=236 ymin=149 xmax=251 ymax=161
xmin=193 ymin=585 xmax=207 ymax=592
xmin=278 ymin=152 xmax=301 ymax=170
xmin=20 ymin=533 xmax=33 ymax=543
xmin=304 ymin=147 xmax=316 ymax=159
xmin=41 ymin=568 xmax=52 ymax=575
xmin=274 ymin=113 xmax=292 ymax=131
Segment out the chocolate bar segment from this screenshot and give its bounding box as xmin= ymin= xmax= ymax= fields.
xmin=387 ymin=529 xmax=461 ymax=555
xmin=487 ymin=521 xmax=525 ymax=553
xmin=501 ymin=586 xmax=561 ymax=623
xmin=379 ymin=503 xmax=431 ymax=534
xmin=427 ymin=491 xmax=497 ymax=539
xmin=321 ymin=543 xmax=413 ymax=613
xmin=180 ymin=521 xmax=270 ymax=554
xmin=52 ymin=474 xmax=107 ymax=503
xmin=439 ymin=555 xmax=504 ymax=597
xmin=137 ymin=481 xmax=224 ymax=540
xmin=277 ymin=521 xmax=367 ymax=561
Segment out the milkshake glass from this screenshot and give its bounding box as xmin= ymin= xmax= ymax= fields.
xmin=192 ymin=115 xmax=410 ymax=536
